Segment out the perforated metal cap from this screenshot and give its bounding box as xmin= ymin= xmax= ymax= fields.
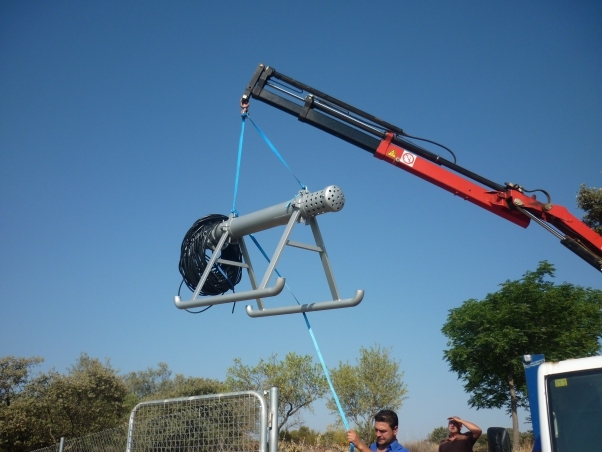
xmin=298 ymin=185 xmax=345 ymax=217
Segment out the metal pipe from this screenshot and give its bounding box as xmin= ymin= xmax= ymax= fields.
xmin=212 ymin=185 xmax=345 ymax=242
xmin=174 ymin=277 xmax=286 ymax=310
xmin=269 ymin=387 xmax=279 ymax=452
xmin=246 ymin=289 xmax=364 ymax=318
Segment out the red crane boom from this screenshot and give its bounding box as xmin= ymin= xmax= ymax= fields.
xmin=241 ymin=64 xmax=602 ymax=272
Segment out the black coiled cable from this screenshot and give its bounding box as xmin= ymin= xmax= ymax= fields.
xmin=178 ymin=214 xmax=243 ymax=296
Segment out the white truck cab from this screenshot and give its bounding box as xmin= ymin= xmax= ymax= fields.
xmin=533 ymin=355 xmax=602 ymax=452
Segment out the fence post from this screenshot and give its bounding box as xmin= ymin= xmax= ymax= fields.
xmin=269 ymin=386 xmax=279 ymax=452
xmin=58 ymin=437 xmax=64 ymax=452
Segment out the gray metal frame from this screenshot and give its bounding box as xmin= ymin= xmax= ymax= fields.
xmin=173 ymin=186 xmax=364 ymax=317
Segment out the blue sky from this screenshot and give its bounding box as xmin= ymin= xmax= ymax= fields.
xmin=1 ymin=0 xmax=601 ymax=442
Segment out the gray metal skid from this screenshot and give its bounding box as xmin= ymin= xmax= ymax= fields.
xmin=173 ymin=185 xmax=364 ymax=317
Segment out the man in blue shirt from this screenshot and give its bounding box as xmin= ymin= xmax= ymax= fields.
xmin=346 ymin=410 xmax=410 ymax=452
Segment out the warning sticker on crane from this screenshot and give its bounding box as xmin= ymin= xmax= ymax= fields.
xmin=386 ymin=149 xmax=396 ymax=159
xmin=400 ymin=150 xmax=417 ymax=167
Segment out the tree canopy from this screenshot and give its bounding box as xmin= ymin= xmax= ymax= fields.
xmin=577 ymin=183 xmax=602 ymax=235
xmin=0 ymin=356 xmax=43 ymax=407
xmin=0 ymin=353 xmax=129 ymax=452
xmin=441 ymin=261 xmax=602 ymax=446
xmin=123 ymin=362 xmax=223 ymax=403
xmin=2 ymin=346 xmax=408 ymax=450
xmin=123 ymin=362 xmax=173 ymax=399
xmin=43 ymin=354 xmax=129 ymax=438
xmin=225 ymin=352 xmax=328 ymax=430
xmin=427 ymin=426 xmax=449 ymax=444
xmin=327 ymin=344 xmax=407 ymax=440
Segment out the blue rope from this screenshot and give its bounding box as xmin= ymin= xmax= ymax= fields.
xmin=237 ymin=115 xmax=351 ymax=449
xmin=302 ymin=313 xmax=353 ymax=452
xmin=246 ymin=115 xmax=306 ymax=191
xmin=231 ymin=113 xmax=247 ymax=217
xmin=248 ymin=234 xmax=354 ymax=452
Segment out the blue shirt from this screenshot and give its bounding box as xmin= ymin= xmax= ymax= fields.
xmin=369 ymin=439 xmax=410 ymax=452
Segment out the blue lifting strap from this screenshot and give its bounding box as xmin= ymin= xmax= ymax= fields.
xmin=249 ymin=234 xmax=354 ymax=452
xmin=235 ymin=115 xmax=354 ymax=451
xmin=246 ymin=115 xmax=306 ymax=190
xmin=231 ymin=113 xmax=247 ymax=217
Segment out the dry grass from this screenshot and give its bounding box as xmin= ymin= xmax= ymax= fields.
xmin=277 ymin=440 xmax=444 ymax=452
xmin=278 ymin=439 xmax=534 ymax=452
xmin=278 ymin=442 xmax=440 ymax=452
xmin=403 ymin=439 xmax=534 ymax=452
xmin=513 ymin=442 xmax=534 ymax=452
xmin=404 ymin=440 xmax=439 ymax=452
xmin=278 ymin=442 xmax=347 ymax=452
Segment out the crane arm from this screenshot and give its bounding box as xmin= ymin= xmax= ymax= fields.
xmin=241 ymin=64 xmax=602 ymax=272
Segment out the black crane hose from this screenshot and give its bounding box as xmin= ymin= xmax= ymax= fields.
xmin=178 ymin=214 xmax=243 ymax=296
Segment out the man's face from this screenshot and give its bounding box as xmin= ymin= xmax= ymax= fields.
xmin=374 ymin=421 xmax=397 ymax=446
xmin=448 ymin=421 xmax=461 ymax=434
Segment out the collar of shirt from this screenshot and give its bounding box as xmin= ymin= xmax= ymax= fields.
xmin=370 ymin=439 xmax=407 ymax=452
xmin=442 ymin=432 xmax=469 ymax=443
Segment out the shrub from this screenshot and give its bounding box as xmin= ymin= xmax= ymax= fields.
xmin=427 ymin=426 xmax=448 ymax=443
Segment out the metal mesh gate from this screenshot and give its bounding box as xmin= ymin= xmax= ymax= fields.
xmin=126 ymin=390 xmax=273 ymax=452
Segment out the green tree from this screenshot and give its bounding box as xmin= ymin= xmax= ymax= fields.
xmin=0 ymin=356 xmax=43 ymax=407
xmin=327 ymin=344 xmax=407 ymax=440
xmin=279 ymin=425 xmax=320 ymax=445
xmin=40 ymin=353 xmax=129 ymax=439
xmin=577 ymin=183 xmax=602 ymax=235
xmin=1 ymin=355 xmax=226 ymax=452
xmin=122 ymin=365 xmax=226 ymax=452
xmin=427 ymin=426 xmax=448 ymax=444
xmin=441 ymin=261 xmax=602 ymax=447
xmin=0 ymin=354 xmax=129 ymax=451
xmin=321 ymin=425 xmax=348 ymax=447
xmin=225 ymin=352 xmax=327 ymax=430
xmin=151 ymin=373 xmax=224 ymax=399
xmin=123 ymin=362 xmax=172 ymax=399
xmin=123 ymin=362 xmax=224 ymax=409
xmin=0 ymin=356 xmax=44 ymax=452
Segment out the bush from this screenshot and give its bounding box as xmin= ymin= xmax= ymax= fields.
xmin=321 ymin=425 xmax=348 ymax=446
xmin=427 ymin=426 xmax=448 ymax=443
xmin=279 ymin=426 xmax=320 ymax=445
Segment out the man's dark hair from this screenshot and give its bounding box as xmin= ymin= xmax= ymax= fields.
xmin=374 ymin=410 xmax=398 ymax=429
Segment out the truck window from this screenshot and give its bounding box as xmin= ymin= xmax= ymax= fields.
xmin=546 ymin=367 xmax=602 ymax=452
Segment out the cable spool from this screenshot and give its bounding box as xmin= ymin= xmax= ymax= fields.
xmin=178 ymin=214 xmax=242 ymax=296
